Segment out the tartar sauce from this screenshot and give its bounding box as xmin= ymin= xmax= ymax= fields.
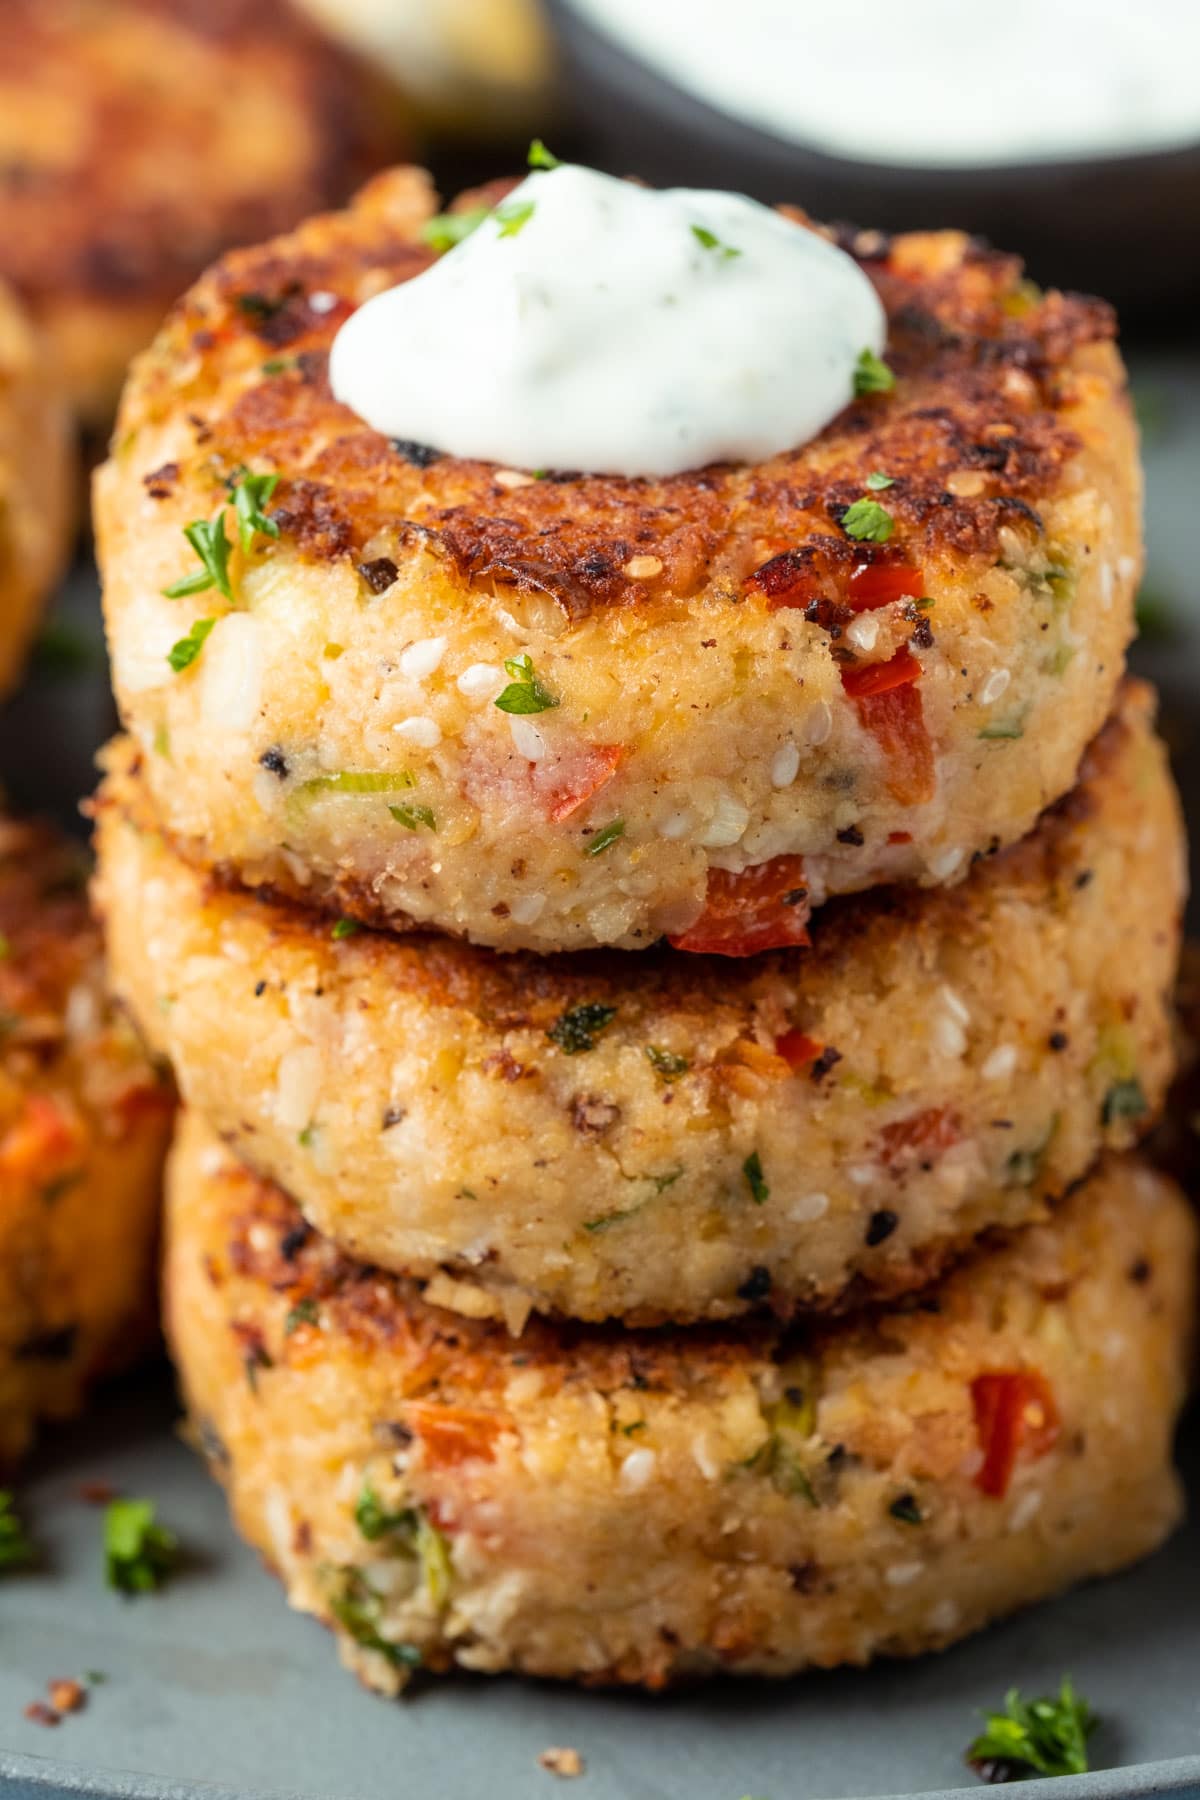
xmin=562 ymin=0 xmax=1200 ymax=169
xmin=329 ymin=163 xmax=885 ymax=479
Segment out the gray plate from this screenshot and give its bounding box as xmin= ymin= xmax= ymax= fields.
xmin=2 ymin=352 xmax=1199 ymax=1800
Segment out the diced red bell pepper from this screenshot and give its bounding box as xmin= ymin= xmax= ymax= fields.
xmin=774 ymin=1029 xmax=823 ymax=1072
xmin=545 ymin=745 xmax=622 ymax=823
xmin=971 ymin=1370 xmax=1060 ymax=1499
xmin=406 ymin=1404 xmax=502 ymax=1469
xmin=840 ymin=645 xmax=922 ymax=700
xmin=841 ymin=650 xmax=935 ymax=807
xmin=669 ymin=855 xmax=811 ymax=957
xmin=846 ymin=562 xmax=926 ymax=611
xmin=878 ymin=1105 xmax=961 ymax=1167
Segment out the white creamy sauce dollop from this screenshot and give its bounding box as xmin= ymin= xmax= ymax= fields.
xmin=329 ymin=163 xmax=885 ymax=479
xmin=563 ymin=0 xmax=1200 ymax=169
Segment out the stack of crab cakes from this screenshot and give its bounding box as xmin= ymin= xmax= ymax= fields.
xmin=93 ymin=168 xmax=1194 ymax=1691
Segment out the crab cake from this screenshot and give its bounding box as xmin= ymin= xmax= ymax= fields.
xmin=0 ymin=282 xmax=74 ymax=700
xmin=0 ymin=0 xmax=399 ymax=430
xmin=167 ymin=1119 xmax=1196 ymax=1691
xmin=97 ymin=167 xmax=1140 ymax=952
xmin=0 ymin=815 xmax=173 ymax=1465
xmin=96 ymin=682 xmax=1182 ymax=1327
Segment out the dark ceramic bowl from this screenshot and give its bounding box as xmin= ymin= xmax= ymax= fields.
xmin=546 ymin=0 xmax=1200 ymax=318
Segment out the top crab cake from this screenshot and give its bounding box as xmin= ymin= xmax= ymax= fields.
xmin=97 ymin=168 xmax=1140 ymax=954
xmin=0 ymin=0 xmax=399 ymax=430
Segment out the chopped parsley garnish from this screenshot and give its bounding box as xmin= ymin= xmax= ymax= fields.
xmin=547 ymin=1002 xmax=618 ymax=1055
xmin=291 ymin=770 xmax=415 ymax=810
xmin=841 ymin=498 xmax=894 ymax=544
xmin=355 ymin=1482 xmax=418 ymax=1544
xmin=329 ymin=1568 xmax=422 ymax=1670
xmin=966 ymin=1679 xmax=1096 ymax=1781
xmin=166 ymin=617 xmax=215 ymax=673
xmin=527 ymin=138 xmax=560 ymax=169
xmin=585 ymin=819 xmax=625 ymax=857
xmin=331 ymin=918 xmax=360 ymax=940
xmin=646 ymin=1045 xmax=689 ymax=1079
xmin=865 ymin=470 xmax=895 ymax=490
xmin=103 ymin=1498 xmax=178 ymax=1595
xmin=0 ymin=1491 xmax=34 ymax=1571
xmin=853 ymin=347 xmax=895 ymax=396
xmin=284 ymin=1298 xmax=320 ymax=1334
xmin=583 ymin=1202 xmax=646 ymax=1234
xmin=743 ymin=1151 xmax=769 ymax=1205
xmin=163 ymin=515 xmax=231 ymax=600
xmin=421 ymin=207 xmax=491 ymax=253
xmin=389 ymin=801 xmax=436 ymax=831
xmin=979 ymin=719 xmax=1024 ymax=741
xmin=1101 ymin=1077 xmax=1148 ymax=1127
xmin=494 ymin=652 xmax=559 ymax=715
xmin=691 ymin=223 xmax=742 ymax=260
xmin=495 ymin=199 xmax=536 ymax=239
xmin=232 ymin=470 xmax=280 ymax=554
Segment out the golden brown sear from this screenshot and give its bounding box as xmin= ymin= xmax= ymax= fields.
xmin=0 ymin=0 xmax=400 ymax=426
xmin=99 ymin=169 xmax=1140 ymax=950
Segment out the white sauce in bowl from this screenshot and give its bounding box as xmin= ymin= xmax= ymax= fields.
xmin=562 ymin=0 xmax=1200 ymax=169
xmin=329 ymin=163 xmax=884 ymax=479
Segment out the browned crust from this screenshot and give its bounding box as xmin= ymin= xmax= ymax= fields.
xmin=98 ymin=679 xmax=1146 ymax=1030
xmin=119 ymin=172 xmax=1121 ymax=621
xmin=0 ymin=0 xmax=399 ymax=308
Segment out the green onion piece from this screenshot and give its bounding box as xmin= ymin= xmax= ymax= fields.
xmin=167 ymin=618 xmax=215 ymax=673
xmin=585 ymin=819 xmax=625 ymax=857
xmin=853 ymin=348 xmax=895 ymax=396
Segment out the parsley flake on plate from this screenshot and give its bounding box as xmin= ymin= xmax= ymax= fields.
xmin=103 ymin=1498 xmax=177 ymax=1595
xmin=495 ymin=652 xmax=559 ymax=715
xmin=0 ymin=1490 xmax=34 ymax=1572
xmin=967 ymin=1678 xmax=1096 ymax=1782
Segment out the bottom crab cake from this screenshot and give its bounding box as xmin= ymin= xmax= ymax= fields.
xmin=167 ymin=1116 xmax=1195 ymax=1692
xmin=0 ymin=815 xmax=174 ymax=1465
xmin=99 ymin=681 xmax=1182 ymax=1326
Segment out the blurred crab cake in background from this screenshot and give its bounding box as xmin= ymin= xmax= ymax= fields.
xmin=0 ymin=0 xmax=403 ymax=431
xmin=97 ymin=163 xmax=1141 ymax=952
xmin=0 ymin=280 xmax=74 ymax=699
xmin=0 ymin=813 xmax=173 ymax=1465
xmin=168 ymin=1121 xmax=1195 ymax=1691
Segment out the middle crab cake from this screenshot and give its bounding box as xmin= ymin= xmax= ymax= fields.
xmin=95 ymin=681 xmax=1182 ymax=1327
xmin=96 ymin=166 xmax=1140 ymax=954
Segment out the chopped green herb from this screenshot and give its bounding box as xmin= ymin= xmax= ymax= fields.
xmin=328 ymin=1568 xmax=422 ymax=1669
xmin=547 ymin=1002 xmax=618 ymax=1055
xmin=331 ymin=918 xmax=360 ymax=941
xmin=620 ymin=1419 xmax=647 ymax=1436
xmin=416 ymin=1514 xmax=453 ymax=1607
xmin=743 ymin=1151 xmax=769 ymax=1205
xmin=0 ymin=1491 xmax=34 ymax=1571
xmin=527 ymin=138 xmax=560 ymax=169
xmin=284 ymin=1298 xmax=320 ymax=1334
xmin=495 ymin=199 xmax=535 ymax=239
xmin=494 ymin=652 xmax=559 ymax=715
xmin=979 ymin=719 xmax=1024 ymax=741
xmin=1102 ymin=1077 xmax=1148 ymax=1127
xmin=388 ymin=802 xmax=436 ymax=831
xmin=421 ymin=207 xmax=491 ymax=252
xmin=298 ymin=1124 xmax=317 ymax=1150
xmin=290 ymin=770 xmax=415 ymax=814
xmin=889 ymin=1493 xmax=923 ymax=1525
xmin=646 ymin=1045 xmax=689 ymax=1079
xmin=853 ymin=347 xmax=895 ymax=396
xmin=646 ymin=1165 xmax=684 ymax=1194
xmin=691 ymin=223 xmax=742 ymax=260
xmin=583 ymin=1202 xmax=646 ymax=1234
xmin=103 ymin=1498 xmax=177 ymax=1595
xmin=355 ymin=1482 xmax=418 ymax=1544
xmin=585 ymin=819 xmax=625 ymax=857
xmin=966 ymin=1678 xmax=1095 ymax=1781
xmin=231 ymin=470 xmax=280 ymax=555
xmin=163 ymin=512 xmax=231 ymax=600
xmin=865 ymin=470 xmax=895 ymax=491
xmin=166 ymin=617 xmax=215 ymax=673
xmin=841 ymin=498 xmax=894 ymax=543
xmin=260 ymin=356 xmax=296 ymax=376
